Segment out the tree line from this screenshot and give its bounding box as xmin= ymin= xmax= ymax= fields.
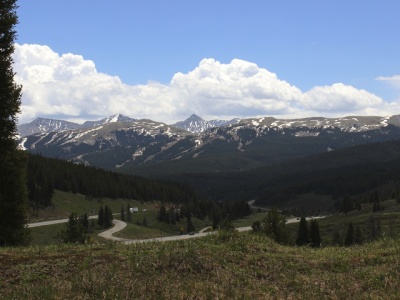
xmin=26 ymin=154 xmax=198 ymax=209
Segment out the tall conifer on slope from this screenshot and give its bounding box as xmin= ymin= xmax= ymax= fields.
xmin=310 ymin=219 xmax=321 ymax=248
xmin=296 ymin=216 xmax=309 ymax=246
xmin=98 ymin=206 xmax=104 ymax=227
xmin=0 ymin=0 xmax=30 ymax=246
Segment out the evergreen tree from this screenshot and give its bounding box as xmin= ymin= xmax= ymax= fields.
xmin=120 ymin=205 xmax=125 ymax=221
xmin=0 ymin=0 xmax=30 ymax=246
xmin=260 ymin=207 xmax=290 ymax=244
xmin=309 ymin=219 xmax=321 ymax=248
xmin=370 ymin=190 xmax=380 ymax=203
xmin=366 ymin=215 xmax=382 ymax=242
xmin=344 ymin=222 xmax=354 ymax=246
xmin=98 ymin=205 xmax=104 ymax=227
xmin=251 ymin=221 xmax=261 ymax=232
xmin=127 ymin=204 xmax=132 ymax=222
xmin=211 ymin=208 xmax=222 ymax=230
xmin=158 ymin=204 xmax=167 ymax=223
xmin=372 ymin=192 xmax=383 ymax=212
xmin=219 ymin=216 xmax=235 ymax=232
xmin=103 ymin=205 xmax=113 ymax=228
xmin=57 ymin=212 xmax=86 ymax=244
xmin=186 ymin=215 xmax=195 ymax=233
xmin=341 ymin=194 xmax=353 ymax=213
xmin=90 ymin=219 xmax=95 ymax=233
xmin=81 ymin=213 xmax=89 ymax=233
xmin=168 ymin=207 xmax=176 ymax=224
xmin=296 ymin=216 xmax=309 ymax=246
xmin=354 ymin=226 xmax=364 ymax=245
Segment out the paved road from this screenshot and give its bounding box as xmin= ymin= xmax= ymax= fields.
xmin=29 ymin=215 xmax=326 ymax=243
xmin=98 ymin=219 xmax=129 ymax=242
xmin=27 ymin=215 xmax=98 ymax=228
xmin=102 ymin=216 xmax=326 ymax=244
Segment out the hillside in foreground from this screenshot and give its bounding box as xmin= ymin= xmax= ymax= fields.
xmin=1 ymin=233 xmax=399 ymax=299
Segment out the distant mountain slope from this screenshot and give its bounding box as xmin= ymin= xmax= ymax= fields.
xmin=17 ymin=117 xmax=81 ymax=137
xmin=155 ymin=138 xmax=400 ymax=209
xmin=19 ymin=114 xmax=400 ymax=177
xmin=82 ymin=114 xmax=136 ymax=128
xmin=172 ymin=114 xmax=239 ymax=133
xmin=172 ymin=114 xmax=213 ymax=133
xmin=18 ymin=114 xmax=136 ymax=137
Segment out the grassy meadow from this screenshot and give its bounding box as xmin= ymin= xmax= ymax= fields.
xmin=4 ymin=190 xmax=400 ymax=299
xmin=1 ymin=232 xmax=400 ymax=299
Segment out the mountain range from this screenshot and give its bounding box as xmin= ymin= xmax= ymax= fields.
xmin=17 ymin=112 xmax=400 ymax=209
xmin=17 ymin=113 xmax=400 ymax=173
xmin=17 ymin=113 xmax=238 ymax=137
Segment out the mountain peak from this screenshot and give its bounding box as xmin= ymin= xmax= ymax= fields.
xmin=188 ymin=114 xmax=203 ymax=120
xmin=83 ymin=114 xmax=136 ymax=127
xmin=173 ymin=114 xmax=211 ymax=133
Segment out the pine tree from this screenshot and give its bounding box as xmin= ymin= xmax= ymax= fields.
xmin=81 ymin=213 xmax=89 ymax=233
xmin=103 ymin=205 xmax=113 ymax=228
xmin=296 ymin=216 xmax=309 ymax=246
xmin=219 ymin=216 xmax=235 ymax=232
xmin=186 ymin=215 xmax=195 ymax=233
xmin=158 ymin=204 xmax=167 ymax=223
xmin=57 ymin=212 xmax=86 ymax=244
xmin=168 ymin=207 xmax=176 ymax=224
xmin=354 ymin=226 xmax=364 ymax=245
xmin=120 ymin=205 xmax=125 ymax=221
xmin=341 ymin=194 xmax=353 ymax=213
xmin=127 ymin=204 xmax=132 ymax=222
xmin=309 ymin=219 xmax=321 ymax=248
xmin=98 ymin=205 xmax=104 ymax=227
xmin=260 ymin=207 xmax=290 ymax=244
xmin=0 ymin=0 xmax=30 ymax=246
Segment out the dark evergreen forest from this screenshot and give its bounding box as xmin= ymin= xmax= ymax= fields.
xmin=26 ymin=154 xmax=197 ymax=208
xmin=26 ymin=154 xmax=251 ymax=224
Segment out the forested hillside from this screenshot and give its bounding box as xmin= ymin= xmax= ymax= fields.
xmin=149 ymin=139 xmax=400 ymax=213
xmin=26 ymin=154 xmax=197 ymax=209
xmin=26 ymin=154 xmax=251 ymax=226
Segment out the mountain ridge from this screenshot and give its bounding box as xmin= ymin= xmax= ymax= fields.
xmin=18 ymin=113 xmax=400 ymax=174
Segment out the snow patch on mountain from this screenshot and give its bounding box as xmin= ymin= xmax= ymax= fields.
xmin=173 ymin=114 xmax=240 ymax=133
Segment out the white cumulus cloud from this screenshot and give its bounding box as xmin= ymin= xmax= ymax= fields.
xmin=13 ymin=43 xmax=399 ymax=124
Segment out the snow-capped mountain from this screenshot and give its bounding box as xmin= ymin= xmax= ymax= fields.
xmin=237 ymin=115 xmax=400 ymax=133
xmin=172 ymin=114 xmax=213 ymax=133
xmin=18 ymin=113 xmax=400 ymax=174
xmin=18 ymin=114 xmax=136 ymax=137
xmin=172 ymin=114 xmax=240 ymax=133
xmin=209 ymin=118 xmax=241 ymax=128
xmin=82 ymin=114 xmax=136 ymax=128
xmin=17 ymin=117 xmax=81 ymax=137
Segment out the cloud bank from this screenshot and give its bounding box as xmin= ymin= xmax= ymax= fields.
xmin=13 ymin=44 xmax=399 ymax=124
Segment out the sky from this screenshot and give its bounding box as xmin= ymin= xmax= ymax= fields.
xmin=14 ymin=0 xmax=400 ymax=124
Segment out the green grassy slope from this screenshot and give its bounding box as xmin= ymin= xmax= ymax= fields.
xmin=1 ymin=233 xmax=399 ymax=299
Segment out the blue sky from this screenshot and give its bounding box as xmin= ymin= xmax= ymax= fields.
xmin=14 ymin=0 xmax=400 ymax=124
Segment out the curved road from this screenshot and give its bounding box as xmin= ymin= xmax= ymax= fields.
xmin=100 ymin=216 xmax=326 ymax=244
xmin=28 ymin=215 xmax=325 ymax=244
